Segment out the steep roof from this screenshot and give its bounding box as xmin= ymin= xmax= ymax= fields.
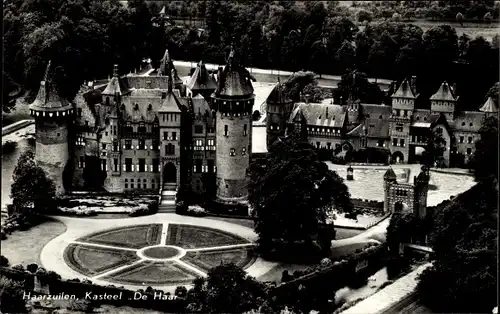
xmin=29 ymin=61 xmax=72 ymax=113
xmin=158 ymin=48 xmax=183 ymax=85
xmin=266 ymin=80 xmax=293 ymax=104
xmin=430 ymin=81 xmax=457 ymax=101
xmin=158 ymin=69 xmax=182 ymax=113
xmin=186 ymin=61 xmax=217 ymax=91
xmin=392 ymin=78 xmax=416 ymax=99
xmin=452 ymin=111 xmax=485 ymax=132
xmin=102 ymin=64 xmax=131 ymax=96
xmin=288 ymin=103 xmax=346 ymax=128
xmin=191 ymin=93 xmax=211 ymax=115
xmin=215 ymin=46 xmax=255 ymax=97
xmin=479 ymin=96 xmax=499 ymax=113
xmin=159 ymin=6 xmax=166 ymax=14
xmin=384 ymin=167 xmax=397 ymax=180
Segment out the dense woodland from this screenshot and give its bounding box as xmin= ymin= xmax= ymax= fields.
xmin=3 ymin=0 xmax=499 ymax=114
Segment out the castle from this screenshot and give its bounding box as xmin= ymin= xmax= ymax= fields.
xmin=29 ymin=47 xmax=256 ymax=208
xmin=266 ymin=75 xmax=498 ymax=167
xmin=383 ymin=167 xmax=429 ymax=217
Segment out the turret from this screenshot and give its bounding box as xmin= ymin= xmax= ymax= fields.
xmin=29 ymin=61 xmax=74 ymax=195
xmin=430 ymin=81 xmax=458 ymax=122
xmin=212 ymin=45 xmax=256 ymax=205
xmin=186 ymin=60 xmax=217 ymax=99
xmin=265 ymin=78 xmax=294 ymax=149
xmin=383 ymin=167 xmax=397 ymax=212
xmin=158 ymin=47 xmax=183 ymax=89
xmin=413 ymin=166 xmax=430 ymax=218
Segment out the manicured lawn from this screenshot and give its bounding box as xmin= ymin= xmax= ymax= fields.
xmin=64 ymin=244 xmax=139 ymax=276
xmin=104 ymin=261 xmax=197 ymax=285
xmin=79 ymin=224 xmax=162 ymax=249
xmin=0 ymin=217 xmax=66 ymax=265
xmin=182 ymin=247 xmax=255 ymax=272
xmin=166 ymin=224 xmax=249 ymax=249
xmin=209 ymin=216 xmax=255 ymax=229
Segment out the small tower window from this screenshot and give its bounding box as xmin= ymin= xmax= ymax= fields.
xmin=462 ymin=121 xmax=466 ymax=126
xmin=243 ymin=124 xmax=247 ymax=136
xmin=242 ymin=147 xmax=246 ymax=155
xmin=230 ymin=148 xmax=236 ymax=156
xmin=106 ymin=97 xmax=110 ymax=105
xmin=148 ymin=104 xmax=152 ymax=111
xmin=134 ymin=103 xmax=139 ymax=110
xmin=224 ymin=125 xmax=228 ymax=136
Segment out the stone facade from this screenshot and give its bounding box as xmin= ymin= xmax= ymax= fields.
xmin=31 ymin=47 xmax=256 ymax=202
xmin=266 ymin=76 xmax=497 ymax=167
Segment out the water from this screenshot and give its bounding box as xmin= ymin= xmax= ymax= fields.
xmin=335 ymin=267 xmax=389 ymax=305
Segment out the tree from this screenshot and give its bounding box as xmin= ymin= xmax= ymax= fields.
xmin=423 ymin=128 xmax=447 ymax=168
xmin=0 ymin=276 xmax=27 ymax=313
xmin=185 ymin=263 xmax=267 ymax=313
xmin=456 ymin=12 xmax=464 ymax=26
xmin=10 ymin=150 xmax=56 ymax=214
xmin=357 ymin=10 xmax=372 ymax=23
xmin=248 ymin=134 xmax=353 ymax=259
xmin=483 ymin=12 xmax=492 ymax=23
xmin=470 ymin=116 xmax=498 ymax=185
xmin=282 ymin=71 xmax=318 ymax=102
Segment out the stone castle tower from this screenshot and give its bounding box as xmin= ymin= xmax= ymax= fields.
xmin=29 ymin=61 xmax=74 ymax=195
xmin=212 ymin=46 xmax=255 ymax=205
xmin=383 ymin=166 xmax=430 ymax=218
xmin=265 ymin=78 xmax=294 ymax=149
xmin=388 ymin=77 xmax=417 ymax=164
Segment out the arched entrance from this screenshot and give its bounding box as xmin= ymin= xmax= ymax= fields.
xmin=394 ymin=201 xmax=408 ymax=213
xmin=163 ymin=162 xmax=176 ymax=184
xmin=391 ymin=151 xmax=404 ymax=164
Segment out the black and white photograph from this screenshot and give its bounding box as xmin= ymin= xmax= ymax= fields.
xmin=1 ymin=0 xmax=498 ymax=313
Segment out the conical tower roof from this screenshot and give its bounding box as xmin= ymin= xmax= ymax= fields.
xmin=392 ymin=78 xmax=416 ymax=98
xmin=158 ymin=47 xmax=183 ymax=85
xmin=102 ymin=64 xmax=131 ymax=96
xmin=430 ymin=81 xmax=457 ymax=101
xmin=158 ymin=65 xmax=182 ymax=113
xmin=186 ymin=61 xmax=217 ymax=91
xmin=29 ymin=61 xmax=73 ymax=115
xmin=384 ymin=167 xmax=397 ymax=180
xmin=479 ymin=96 xmax=498 ymax=113
xmin=266 ymin=79 xmax=293 ymax=104
xmin=215 ymin=45 xmax=255 ymax=97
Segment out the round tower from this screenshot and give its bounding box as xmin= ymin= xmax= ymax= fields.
xmin=29 ymin=61 xmax=74 ymax=195
xmin=383 ymin=167 xmax=397 ymax=213
xmin=265 ymin=78 xmax=294 ymax=149
xmin=413 ymin=166 xmax=430 ymax=218
xmin=212 ymin=47 xmax=255 ymax=205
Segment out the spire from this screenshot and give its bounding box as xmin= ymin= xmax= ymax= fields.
xmin=167 ymin=67 xmax=173 ymax=93
xmin=113 ymin=64 xmax=119 ymax=77
xmin=384 ymin=167 xmax=397 ymax=181
xmin=29 ymin=60 xmax=72 ymax=113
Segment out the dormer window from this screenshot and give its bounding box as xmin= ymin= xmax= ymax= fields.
xmin=469 ymin=123 xmax=473 ymax=127
xmin=138 ymin=122 xmax=146 ymax=133
xmin=416 ymin=116 xmax=420 ymax=121
xmin=462 ymin=121 xmax=466 ymax=126
xmin=148 ymin=104 xmax=152 ymax=111
xmin=379 ymin=114 xmax=383 ymax=119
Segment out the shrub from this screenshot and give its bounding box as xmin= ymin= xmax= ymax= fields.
xmin=175 ymin=286 xmax=187 ymax=298
xmin=186 ymin=205 xmax=206 ymax=217
xmin=11 ymin=264 xmax=25 ymax=272
xmin=0 ymin=231 xmax=6 ymax=240
xmin=67 ymin=299 xmax=94 ymax=312
xmin=2 ymin=141 xmax=18 ymax=154
xmin=26 ymin=263 xmax=38 ymax=273
xmin=35 ymin=267 xmax=47 ymax=276
xmin=176 ymin=201 xmax=187 ymax=214
xmin=0 ymin=276 xmax=27 ymax=314
xmin=0 ymin=256 xmax=9 ymax=267
xmin=252 ymin=110 xmax=261 ymax=121
xmin=129 ymin=200 xmax=159 ymax=217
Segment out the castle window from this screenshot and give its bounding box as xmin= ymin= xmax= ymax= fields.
xmin=466 ymin=148 xmax=472 ymax=155
xmin=208 ymin=159 xmax=215 ymax=173
xmin=469 ymin=123 xmax=473 ymax=127
xmin=151 ymin=158 xmax=159 ymax=172
xmin=400 ymin=139 xmax=405 ymax=147
xmin=230 ymin=148 xmax=236 ymax=156
xmin=163 ymin=114 xmax=166 ymax=122
xmin=416 ymin=116 xmax=420 ymax=121
xmin=125 ymin=140 xmax=132 ymax=149
xmin=138 ymin=122 xmax=146 ymax=133
xmin=152 ymin=123 xmax=158 ymax=133
xmin=113 ymin=158 xmax=118 ymax=172
xmin=125 ymin=122 xmax=133 ymax=133
xmin=113 ymin=126 xmax=117 ymax=135
xmin=138 ymin=139 xmax=145 ymax=150
xmin=377 ymin=140 xmax=384 ymax=147
xmin=152 ymin=140 xmax=159 ymax=151
xmin=468 ymin=136 xmax=473 ymax=143
xmin=459 ymin=136 xmax=464 ymax=143
xmin=195 ymin=139 xmax=203 ymax=150
xmin=125 ymin=182 xmax=128 ymax=189
xmin=79 ymin=156 xmax=85 ymax=168
xmin=462 ymin=121 xmax=466 ymax=126
xmin=316 ymin=142 xmax=320 ymax=148
xmin=131 ymin=182 xmax=134 ymax=189
xmin=224 ymin=125 xmax=228 ymax=136
xmin=138 ymin=158 xmax=146 ymax=172
xmin=379 ymin=114 xmax=383 ymax=119
xmin=207 ymin=127 xmax=215 ymax=133
xmin=76 ymin=137 xmax=85 ymax=146
xmin=403 ymin=110 xmax=408 ymax=117
xmin=106 ymin=97 xmax=110 ymax=105
xmin=423 ymin=116 xmax=427 ymax=121
xmin=327 ymin=142 xmax=331 ymax=149
xmin=172 ymin=132 xmax=177 ymax=141
xmin=102 ymin=143 xmax=106 ymax=150
xmin=101 ymin=159 xmax=107 ymax=172
xmin=436 ymin=127 xmax=443 ymax=135
xmin=395 ymin=124 xmax=403 ymax=132
xmin=134 ymin=103 xmax=139 ymax=110
xmin=125 ymin=158 xmax=132 ymax=172
xmin=243 ymin=124 xmax=248 ymax=136
xmin=105 ymin=117 xmax=110 ymax=125
xmin=163 ymin=132 xmax=168 ymax=140
xmin=166 ymin=143 xmax=175 ymax=155
xmin=105 ymin=131 xmax=108 ymax=136
xmin=113 ymin=141 xmax=118 ymax=152
xmin=195 ymin=125 xmax=203 ymax=134
xmin=393 ymin=138 xmax=398 ymax=146
xmin=148 ymin=104 xmax=152 ymax=111
xmin=194 ymin=159 xmax=202 ymax=173
xmin=242 ymin=147 xmax=246 ymax=155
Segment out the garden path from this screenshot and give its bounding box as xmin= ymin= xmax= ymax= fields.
xmin=40 ymin=213 xmax=277 ymax=293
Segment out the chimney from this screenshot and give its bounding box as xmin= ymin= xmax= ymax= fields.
xmin=410 ymin=76 xmax=417 ymax=94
